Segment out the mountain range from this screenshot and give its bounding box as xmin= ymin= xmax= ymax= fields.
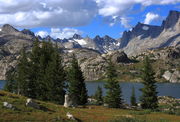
xmin=42 ymin=10 xmax=180 ymax=55
xmin=0 ymin=10 xmax=179 ymax=81
xmin=0 ymin=10 xmax=179 ymax=56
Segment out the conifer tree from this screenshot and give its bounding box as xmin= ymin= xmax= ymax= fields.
xmin=37 ymin=41 xmax=54 ymax=100
xmin=45 ymin=44 xmax=66 ymax=104
xmin=140 ymin=56 xmax=158 ymax=109
xmin=94 ymin=86 xmax=103 ymax=105
xmin=67 ymin=54 xmax=88 ymax=105
xmin=104 ymin=60 xmax=123 ymax=108
xmin=15 ymin=48 xmax=29 ymax=95
xmin=4 ymin=67 xmax=16 ymax=93
xmin=130 ymin=86 xmax=137 ymax=106
xmin=28 ymin=39 xmax=41 ymax=98
xmin=4 ymin=39 xmax=68 ymax=104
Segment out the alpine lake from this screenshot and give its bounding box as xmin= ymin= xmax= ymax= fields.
xmin=0 ymin=80 xmax=180 ymax=104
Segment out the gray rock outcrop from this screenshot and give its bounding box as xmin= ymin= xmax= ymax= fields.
xmin=163 ymin=70 xmax=180 ymax=83
xmin=64 ymin=94 xmax=73 ymax=108
xmin=3 ymin=102 xmax=13 ymax=109
xmin=26 ymin=98 xmax=40 ymax=109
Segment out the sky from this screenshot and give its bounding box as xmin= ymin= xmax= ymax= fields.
xmin=0 ymin=0 xmax=180 ymax=39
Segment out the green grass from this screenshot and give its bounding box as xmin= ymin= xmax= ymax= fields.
xmin=0 ymin=90 xmax=180 ymax=122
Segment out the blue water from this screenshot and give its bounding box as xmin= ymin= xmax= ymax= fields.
xmin=86 ymin=82 xmax=180 ymax=103
xmin=1 ymin=80 xmax=180 ymax=104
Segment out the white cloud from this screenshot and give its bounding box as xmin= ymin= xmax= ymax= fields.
xmin=144 ymin=12 xmax=160 ymax=24
xmin=0 ymin=0 xmax=179 ymax=28
xmin=36 ymin=28 xmax=82 ymax=39
xmin=96 ymin=0 xmax=180 ymax=27
xmin=120 ymin=17 xmax=131 ymax=28
xmin=50 ymin=28 xmax=82 ymax=39
xmin=35 ymin=31 xmax=48 ymax=38
xmin=0 ymin=0 xmax=98 ymax=28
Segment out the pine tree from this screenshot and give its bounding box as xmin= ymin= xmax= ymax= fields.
xmin=28 ymin=39 xmax=41 ymax=98
xmin=104 ymin=60 xmax=123 ymax=108
xmin=4 ymin=67 xmax=16 ymax=93
xmin=45 ymin=44 xmax=66 ymax=104
xmin=130 ymin=86 xmax=137 ymax=106
xmin=67 ymin=54 xmax=88 ymax=105
xmin=94 ymin=86 xmax=103 ymax=105
xmin=140 ymin=56 xmax=158 ymax=110
xmin=15 ymin=48 xmax=29 ymax=95
xmin=37 ymin=41 xmax=54 ymax=100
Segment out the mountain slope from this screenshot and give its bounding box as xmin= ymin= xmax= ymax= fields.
xmin=1 ymin=90 xmax=180 ymax=122
xmin=121 ymin=10 xmax=180 ymax=56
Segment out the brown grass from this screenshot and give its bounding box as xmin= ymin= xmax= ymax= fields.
xmin=0 ymin=90 xmax=180 ymax=122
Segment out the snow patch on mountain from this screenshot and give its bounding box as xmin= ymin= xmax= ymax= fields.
xmin=68 ymin=50 xmax=74 ymax=53
xmin=142 ymin=26 xmax=149 ymax=30
xmin=74 ymin=39 xmax=87 ymax=45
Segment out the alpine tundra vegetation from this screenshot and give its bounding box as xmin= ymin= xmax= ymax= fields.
xmin=0 ymin=0 xmax=180 ymax=121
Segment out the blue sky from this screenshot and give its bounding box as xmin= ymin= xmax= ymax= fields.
xmin=0 ymin=0 xmax=180 ymax=39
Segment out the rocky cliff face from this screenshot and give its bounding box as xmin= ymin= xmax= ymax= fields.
xmin=121 ymin=10 xmax=180 ymax=56
xmin=0 ymin=24 xmax=35 ymax=80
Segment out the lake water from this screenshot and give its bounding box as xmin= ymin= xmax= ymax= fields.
xmin=1 ymin=80 xmax=180 ymax=104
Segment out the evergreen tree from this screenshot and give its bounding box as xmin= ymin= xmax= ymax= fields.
xmin=104 ymin=60 xmax=123 ymax=108
xmin=4 ymin=39 xmax=67 ymax=104
xmin=94 ymin=86 xmax=103 ymax=105
xmin=4 ymin=67 xmax=16 ymax=93
xmin=15 ymin=48 xmax=29 ymax=95
xmin=67 ymin=54 xmax=88 ymax=105
xmin=130 ymin=86 xmax=137 ymax=106
xmin=45 ymin=44 xmax=66 ymax=104
xmin=28 ymin=39 xmax=41 ymax=98
xmin=140 ymin=56 xmax=158 ymax=110
xmin=37 ymin=41 xmax=54 ymax=100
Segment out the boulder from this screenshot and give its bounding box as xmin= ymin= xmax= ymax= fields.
xmin=26 ymin=98 xmax=40 ymax=109
xmin=110 ymin=51 xmax=132 ymax=63
xmin=3 ymin=102 xmax=13 ymax=109
xmin=66 ymin=112 xmax=75 ymax=120
xmin=162 ymin=70 xmax=180 ymax=83
xmin=162 ymin=71 xmax=172 ymax=81
xmin=64 ymin=94 xmax=73 ymax=108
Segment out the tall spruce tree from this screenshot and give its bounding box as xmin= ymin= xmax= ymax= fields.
xmin=37 ymin=41 xmax=54 ymax=100
xmin=130 ymin=86 xmax=137 ymax=106
xmin=140 ymin=56 xmax=158 ymax=109
xmin=94 ymin=86 xmax=103 ymax=105
xmin=45 ymin=44 xmax=66 ymax=104
xmin=4 ymin=40 xmax=67 ymax=104
xmin=4 ymin=67 xmax=16 ymax=93
xmin=104 ymin=60 xmax=123 ymax=108
xmin=28 ymin=39 xmax=41 ymax=98
xmin=67 ymin=54 xmax=88 ymax=105
xmin=15 ymin=48 xmax=29 ymax=95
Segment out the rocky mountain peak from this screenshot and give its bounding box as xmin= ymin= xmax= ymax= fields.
xmin=162 ymin=10 xmax=180 ymax=29
xmin=1 ymin=24 xmax=19 ymax=33
xmin=103 ymin=35 xmax=113 ymax=40
xmin=94 ymin=35 xmax=101 ymax=40
xmin=72 ymin=34 xmax=82 ymax=39
xmin=93 ymin=35 xmax=104 ymax=45
xmin=44 ymin=35 xmax=54 ymax=41
xmin=119 ymin=31 xmax=132 ymax=48
xmin=21 ymin=29 xmax=35 ymax=36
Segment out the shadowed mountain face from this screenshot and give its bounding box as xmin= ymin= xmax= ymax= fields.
xmin=40 ymin=10 xmax=179 ymax=55
xmin=120 ymin=10 xmax=180 ymax=56
xmin=0 ymin=11 xmax=179 ymax=55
